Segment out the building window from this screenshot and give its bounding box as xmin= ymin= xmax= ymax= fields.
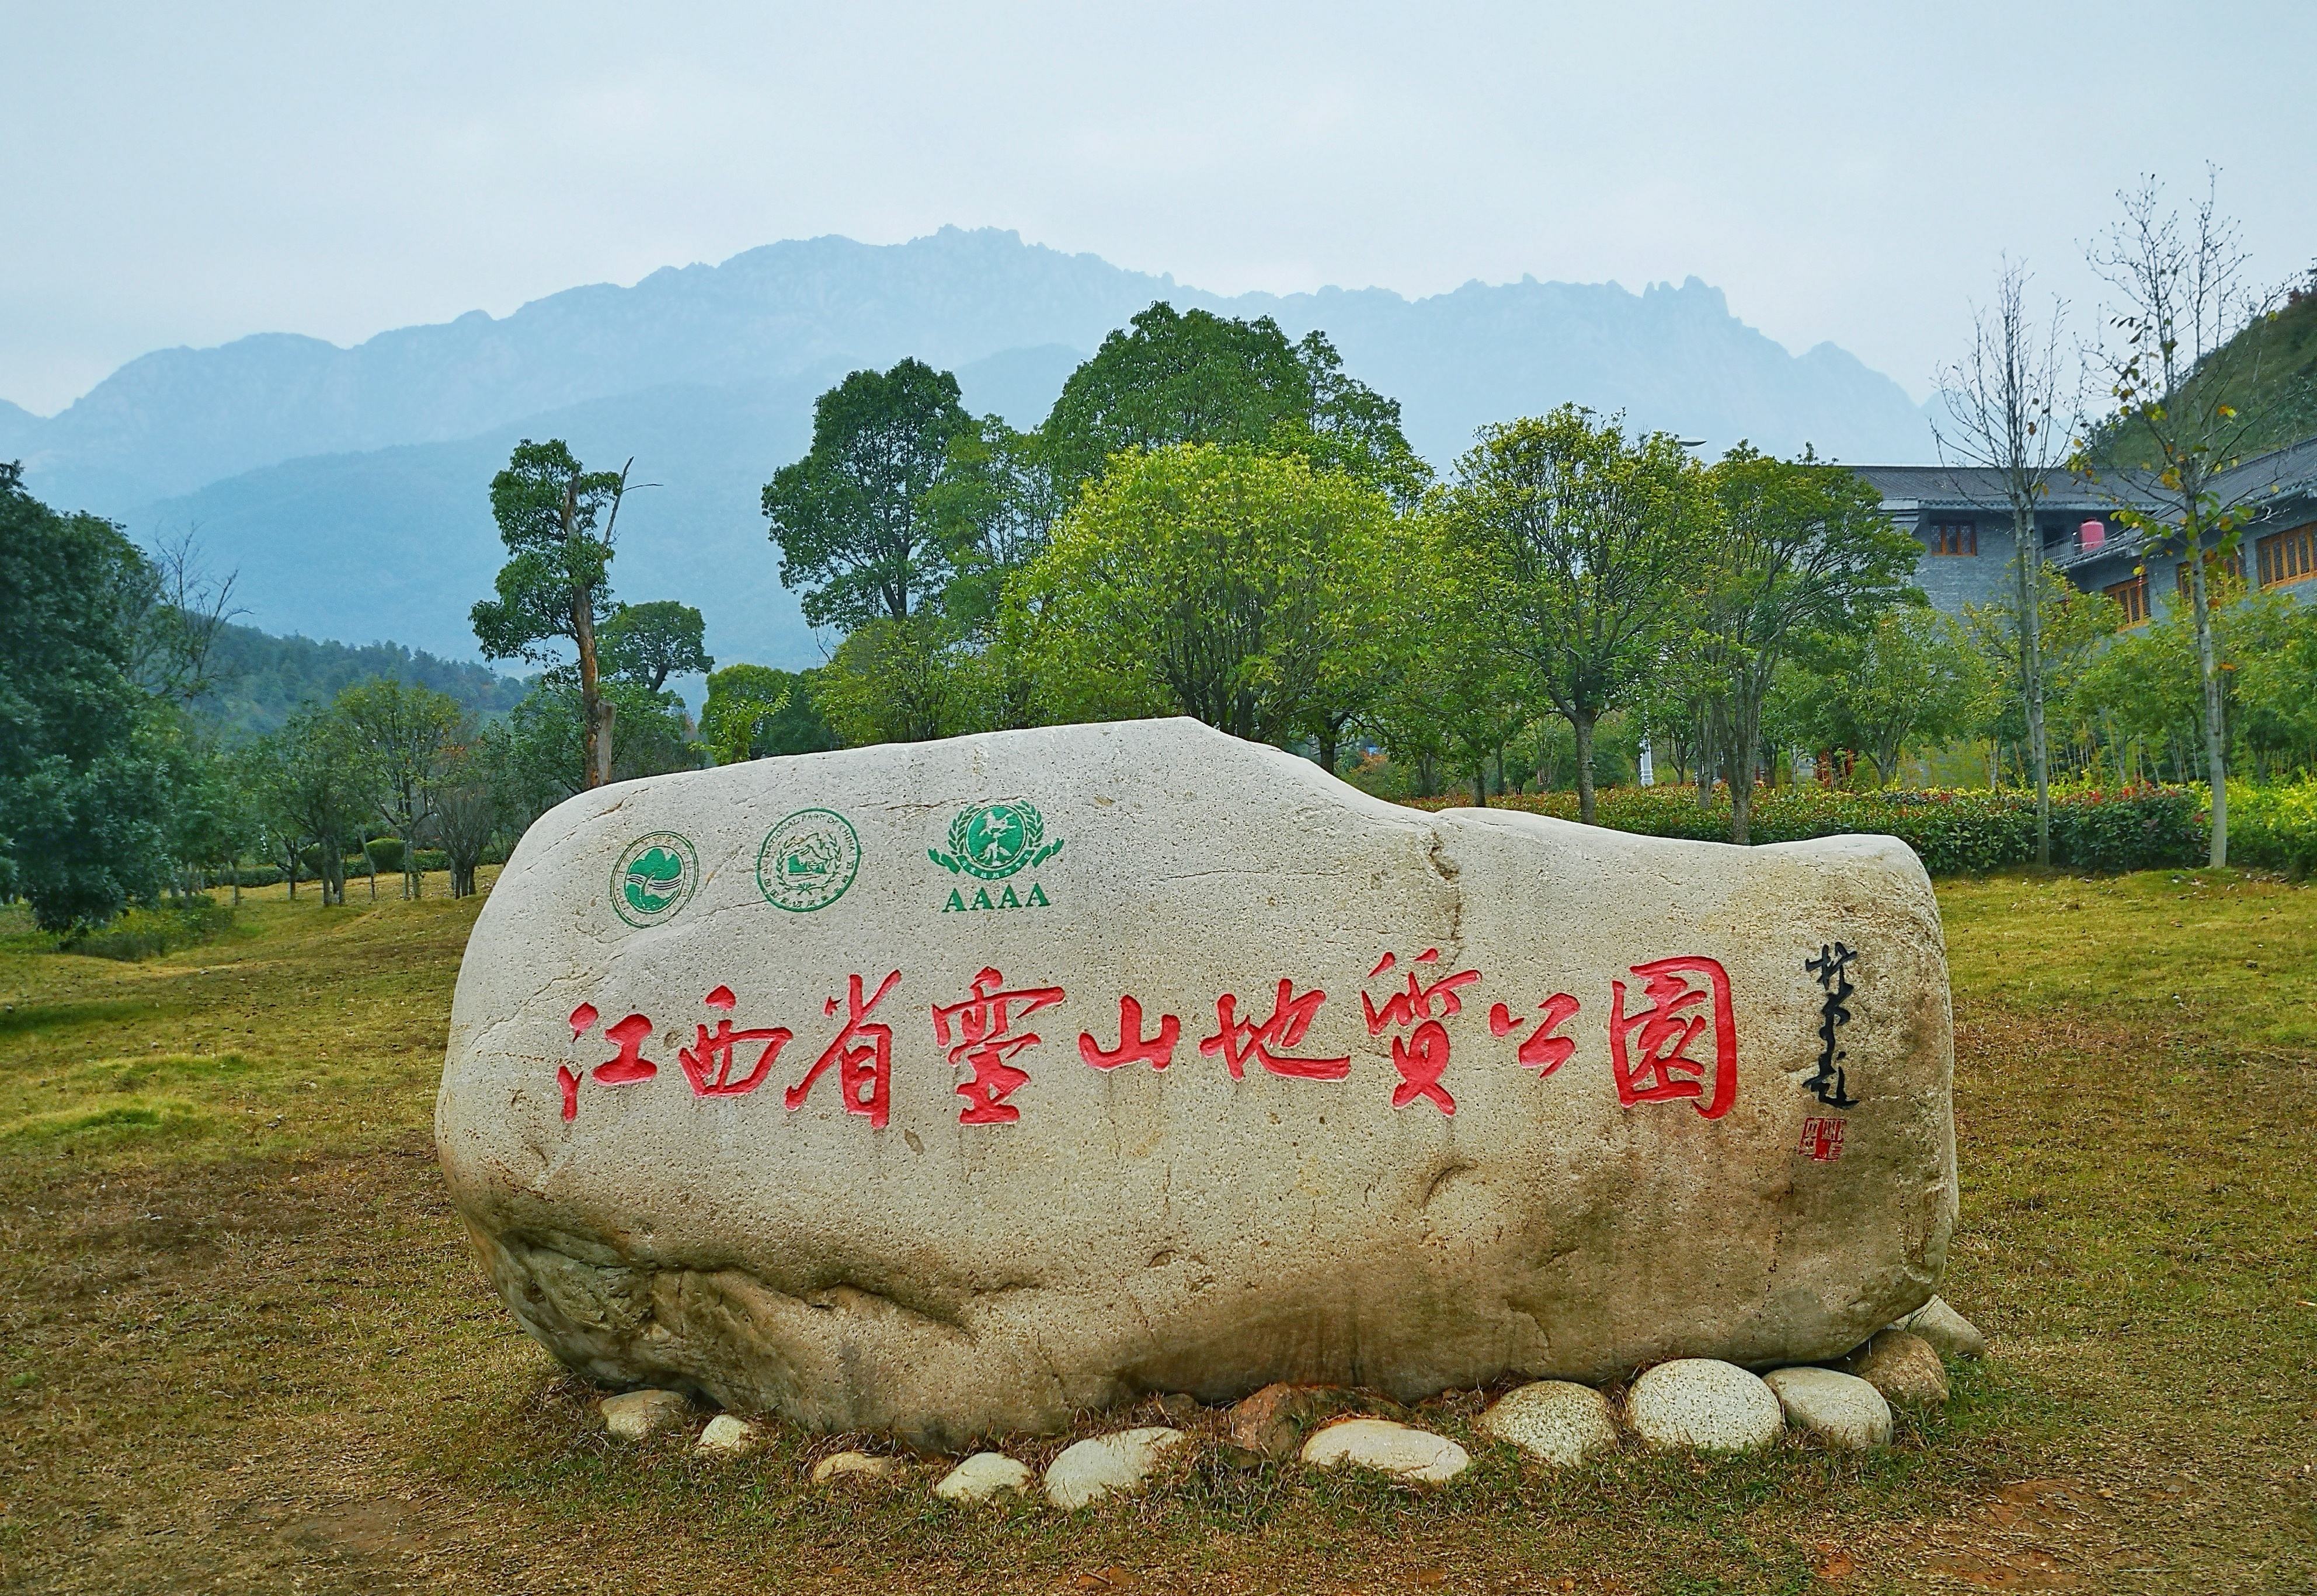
xmin=1927 ymin=522 xmax=1977 ymax=556
xmin=2106 ymin=573 xmax=2150 ymax=626
xmin=2173 ymin=550 xmax=2244 ymax=601
xmin=2257 ymin=522 xmax=2316 ymax=588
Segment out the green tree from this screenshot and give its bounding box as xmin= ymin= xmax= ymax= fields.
xmin=471 ymin=440 xmax=634 ymax=789
xmin=251 ymin=705 xmax=370 ymax=907
xmin=1964 ymin=567 xmax=2125 ymax=786
xmin=2081 ymin=173 xmax=2301 ymax=863
xmin=1791 ymin=607 xmax=1984 ymax=787
xmin=700 ymin=663 xmax=837 ymax=763
xmin=1444 ymin=407 xmax=1704 ymax=823
xmin=430 ymin=724 xmax=507 ymax=899
xmin=600 ymin=600 xmax=713 ymax=692
xmin=336 ymin=677 xmax=463 ymax=898
xmin=1043 ymin=304 xmax=1426 ymax=505
xmin=1010 ymin=444 xmax=1397 ymax=747
xmin=496 ymin=680 xmax=699 ymax=816
xmin=1368 ymin=514 xmax=1529 ymax=804
xmin=922 ymin=417 xmax=1067 ymax=633
xmin=762 ymin=358 xmax=972 ymax=632
xmin=0 ymin=463 xmax=177 ymax=929
xmin=1692 ymin=448 xmax=1922 ymax=844
xmin=812 ymin=615 xmax=976 ymax=748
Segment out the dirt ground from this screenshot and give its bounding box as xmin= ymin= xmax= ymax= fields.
xmin=1 ymin=867 xmax=2311 ymax=1594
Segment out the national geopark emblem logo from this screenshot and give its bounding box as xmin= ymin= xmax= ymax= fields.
xmin=610 ymin=831 xmax=699 ymax=928
xmin=756 ymin=808 xmax=861 ymax=913
xmin=930 ymin=799 xmax=1064 ymax=881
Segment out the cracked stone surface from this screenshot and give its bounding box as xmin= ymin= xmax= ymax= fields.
xmin=440 ymin=717 xmax=1957 ymax=1449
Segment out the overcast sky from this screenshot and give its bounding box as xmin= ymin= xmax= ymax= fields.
xmin=8 ymin=1 xmax=2315 ymax=415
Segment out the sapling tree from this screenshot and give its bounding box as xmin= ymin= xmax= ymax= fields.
xmin=2081 ymin=172 xmax=2287 ymax=865
xmin=1935 ymin=259 xmax=2075 ymax=865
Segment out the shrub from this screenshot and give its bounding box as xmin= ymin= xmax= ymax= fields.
xmin=65 ymin=897 xmax=235 ymax=961
xmin=2229 ymin=780 xmax=2317 ymax=879
xmin=1403 ymin=783 xmax=2209 ymax=876
xmin=365 ymin=837 xmax=406 ymax=874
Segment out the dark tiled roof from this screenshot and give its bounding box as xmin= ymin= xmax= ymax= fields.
xmin=1852 ymin=433 xmax=2317 ymax=518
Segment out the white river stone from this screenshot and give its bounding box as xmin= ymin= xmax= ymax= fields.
xmin=933 ymin=1451 xmax=1036 ymax=1504
xmin=1625 ymin=1358 xmax=1786 ymax=1453
xmin=1477 ymin=1380 xmax=1620 ymax=1465
xmin=1044 ymin=1427 xmax=1187 ymax=1508
xmin=1763 ymin=1366 xmax=1892 ymax=1450
xmin=438 ymin=718 xmax=1956 ymax=1448
xmin=1300 ymin=1418 xmax=1471 ymax=1483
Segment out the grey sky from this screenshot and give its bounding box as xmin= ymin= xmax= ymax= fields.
xmin=8 ymin=1 xmax=2315 ymax=416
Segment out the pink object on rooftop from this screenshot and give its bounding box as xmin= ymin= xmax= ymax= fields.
xmin=2079 ymin=520 xmax=2107 ymax=549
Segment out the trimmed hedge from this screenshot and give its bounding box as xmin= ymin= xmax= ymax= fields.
xmin=1404 ymin=783 xmax=2210 ymax=876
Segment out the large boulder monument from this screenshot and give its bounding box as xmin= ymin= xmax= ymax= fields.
xmin=436 ymin=718 xmax=1956 ymax=1448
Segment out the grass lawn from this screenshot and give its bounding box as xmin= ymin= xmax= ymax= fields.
xmin=1 ymin=867 xmax=2312 ymax=1594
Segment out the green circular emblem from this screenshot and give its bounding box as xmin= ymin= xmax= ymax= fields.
xmin=757 ymin=808 xmax=861 ymax=912
xmin=942 ymin=799 xmax=1056 ymax=881
xmin=610 ymin=831 xmax=699 ymax=928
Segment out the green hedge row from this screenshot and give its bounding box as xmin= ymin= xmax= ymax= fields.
xmin=2230 ymin=782 xmax=2317 ymax=878
xmin=1405 ymin=783 xmax=2212 ymax=876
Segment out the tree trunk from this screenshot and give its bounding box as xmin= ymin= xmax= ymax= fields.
xmin=1471 ymin=761 xmax=1488 ymax=808
xmin=1572 ymin=708 xmax=1599 ymax=825
xmin=2187 ymin=541 xmax=2228 ymax=866
xmin=1317 ymin=714 xmax=1342 ymax=776
xmin=575 ymin=580 xmax=612 ymax=789
xmin=2014 ymin=505 xmax=2051 ymax=868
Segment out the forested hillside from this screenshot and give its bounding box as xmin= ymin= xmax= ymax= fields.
xmin=2089 ymin=272 xmax=2317 ymax=468
xmin=198 ymin=622 xmax=530 ymax=737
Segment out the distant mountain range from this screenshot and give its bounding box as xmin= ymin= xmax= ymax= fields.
xmin=4 ymin=227 xmax=1941 ymax=677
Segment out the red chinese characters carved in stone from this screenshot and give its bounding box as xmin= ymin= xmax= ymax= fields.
xmin=560 ymin=1002 xmax=657 ymax=1121
xmin=931 ymin=967 xmax=1066 ymax=1125
xmin=1079 ymin=995 xmax=1181 ymax=1071
xmin=1199 ymin=980 xmax=1351 ymax=1081
xmin=1608 ymin=955 xmax=1738 ymax=1120
xmin=676 ymin=984 xmax=792 ymax=1098
xmin=1488 ymin=992 xmax=1581 ymax=1076
xmin=785 ymin=970 xmax=903 ymax=1128
xmin=1363 ymin=949 xmax=1480 ymax=1116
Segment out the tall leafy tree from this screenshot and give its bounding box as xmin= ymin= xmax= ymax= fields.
xmin=600 ymin=600 xmax=713 ymax=693
xmin=1445 ymin=407 xmax=1704 ymax=824
xmin=251 ymin=705 xmax=371 ymax=907
xmin=0 ymin=464 xmax=177 ymax=929
xmin=1011 ymin=444 xmax=1397 ymax=746
xmin=2081 ymin=172 xmax=2297 ymax=865
xmin=472 ymin=440 xmax=634 ymax=789
xmin=1935 ymin=259 xmax=2076 ymax=865
xmin=1692 ymin=448 xmax=1922 ymax=844
xmin=1784 ymin=607 xmax=1984 ymax=788
xmin=763 ymin=358 xmax=972 ymax=632
xmin=700 ymin=664 xmax=835 ymax=763
xmin=1043 ymin=303 xmax=1426 ymax=505
xmin=336 ymin=677 xmax=463 ymax=898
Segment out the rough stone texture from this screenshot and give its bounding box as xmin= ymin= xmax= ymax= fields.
xmin=1763 ymin=1367 xmax=1892 ymax=1451
xmin=933 ymin=1451 xmax=1037 ymax=1504
xmin=1892 ymin=1294 xmax=1986 ymax=1360
xmin=1043 ymin=1427 xmax=1187 ymax=1509
xmin=695 ymin=1413 xmax=758 ymax=1456
xmin=809 ymin=1450 xmax=898 ymax=1485
xmin=1843 ymin=1331 xmax=1951 ymax=1406
xmin=1626 ymin=1359 xmax=1785 ymax=1453
xmin=439 ymin=718 xmax=1957 ymax=1448
xmin=1300 ymin=1419 xmax=1471 ymax=1483
xmin=1225 ymin=1384 xmax=1401 ymax=1459
xmin=599 ymin=1388 xmax=691 ymax=1441
xmin=1477 ymin=1381 xmax=1620 ymax=1466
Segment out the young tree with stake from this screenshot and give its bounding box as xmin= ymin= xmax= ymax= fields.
xmin=2081 ymin=172 xmax=2288 ymax=866
xmin=1935 ymin=259 xmax=2075 ymax=866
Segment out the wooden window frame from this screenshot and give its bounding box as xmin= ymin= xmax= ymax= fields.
xmin=1926 ymin=522 xmax=1977 ymax=556
xmin=2174 ymin=550 xmax=2244 ymax=601
xmin=2257 ymin=522 xmax=2316 ymax=589
xmin=2105 ymin=573 xmax=2150 ymax=627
